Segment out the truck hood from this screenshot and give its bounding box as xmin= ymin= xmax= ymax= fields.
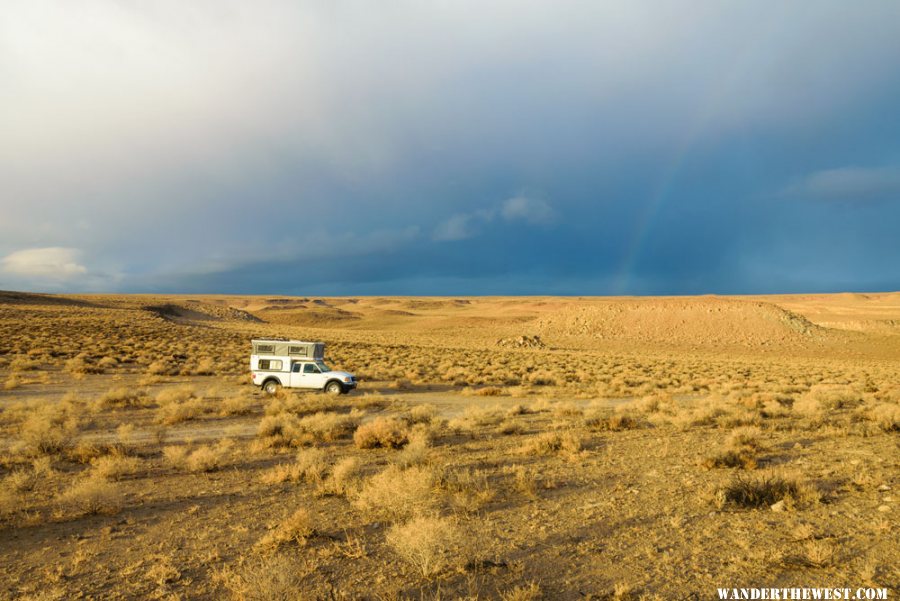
xmin=326 ymin=370 xmax=355 ymax=379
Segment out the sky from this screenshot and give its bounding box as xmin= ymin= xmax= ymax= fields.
xmin=2 ymin=1 xmax=900 ymax=295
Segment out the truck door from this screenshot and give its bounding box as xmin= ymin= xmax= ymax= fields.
xmin=290 ymin=362 xmax=304 ymax=388
xmin=302 ymin=362 xmax=327 ymax=389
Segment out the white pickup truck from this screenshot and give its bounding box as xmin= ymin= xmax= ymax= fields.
xmin=250 ymin=338 xmax=358 ymax=395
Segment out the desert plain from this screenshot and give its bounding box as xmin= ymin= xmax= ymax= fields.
xmin=0 ymin=291 xmax=897 ymax=599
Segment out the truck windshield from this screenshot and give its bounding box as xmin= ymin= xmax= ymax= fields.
xmin=316 ymin=361 xmax=330 ymax=372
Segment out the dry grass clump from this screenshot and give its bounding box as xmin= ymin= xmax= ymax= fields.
xmin=164 ymin=442 xmax=230 ymax=473
xmin=500 ymin=582 xmax=542 ymax=601
xmin=4 ymin=469 xmax=38 ymax=494
xmin=394 ymin=425 xmax=432 ymax=467
xmin=407 ymin=403 xmax=437 ymax=424
xmin=353 ymin=417 xmax=409 ymax=449
xmin=9 ymin=355 xmax=41 ymax=372
xmin=96 ymin=386 xmax=149 ymax=409
xmin=440 ymin=468 xmax=495 ymax=513
xmin=156 ymin=397 xmax=208 ymax=425
xmin=552 ymin=401 xmax=583 ymax=417
xmin=257 ymin=412 xmax=300 ymax=439
xmin=497 ymin=419 xmax=525 ymax=435
xmin=146 ymin=360 xmax=176 ymax=376
xmin=794 ymin=384 xmax=864 ymax=416
xmin=257 ymin=410 xmax=362 ymax=448
xmin=155 ymin=385 xmax=197 ymax=405
xmin=64 ymin=354 xmax=104 ymax=376
xmin=462 ymin=386 xmax=505 ymax=397
xmin=583 ymin=407 xmax=644 ymax=432
xmin=447 ymin=405 xmax=504 ymax=432
xmin=715 ymin=473 xmax=818 ymax=510
xmin=257 ymin=508 xmax=319 ymax=550
xmin=260 ymin=448 xmax=328 ymax=485
xmin=56 ymin=473 xmax=123 ymax=517
xmin=519 ymin=430 xmax=583 ymax=457
xmin=864 ymin=403 xmax=899 ymax=432
xmin=90 ymin=455 xmax=142 ymax=481
xmin=703 ymin=448 xmax=757 ymax=470
xmin=318 ymin=457 xmax=363 ymax=497
xmin=219 ymin=393 xmax=257 ymax=417
xmin=216 ymin=555 xmax=306 ymax=601
xmin=354 ymin=464 xmax=439 ymax=519
xmin=298 ymin=410 xmax=362 ymax=442
xmin=155 ymin=385 xmax=209 ymax=425
xmin=19 ymin=407 xmax=79 ymax=456
xmin=386 ymin=515 xmax=461 ymax=578
xmin=726 ymin=426 xmax=763 ymax=450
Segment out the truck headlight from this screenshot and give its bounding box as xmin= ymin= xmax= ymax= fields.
xmin=343 ymin=376 xmax=352 ymax=382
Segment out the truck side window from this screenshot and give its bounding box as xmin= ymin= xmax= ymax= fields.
xmin=303 ymin=363 xmax=319 ymax=374
xmin=292 ymin=363 xmax=302 ymax=373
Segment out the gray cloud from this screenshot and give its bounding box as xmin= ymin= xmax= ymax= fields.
xmin=433 ymin=197 xmax=556 ymax=242
xmin=500 ymin=196 xmax=557 ymax=225
xmin=781 ymin=166 xmax=900 ymax=203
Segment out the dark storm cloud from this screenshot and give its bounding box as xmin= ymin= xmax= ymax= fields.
xmin=2 ymin=1 xmax=900 ymax=294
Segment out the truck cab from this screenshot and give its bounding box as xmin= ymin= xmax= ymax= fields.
xmin=250 ymin=339 xmax=357 ymax=395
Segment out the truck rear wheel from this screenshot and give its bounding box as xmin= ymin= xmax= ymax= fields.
xmin=325 ymin=380 xmax=343 ymax=395
xmin=263 ymin=380 xmax=281 ymax=395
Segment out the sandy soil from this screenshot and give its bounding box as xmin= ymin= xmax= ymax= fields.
xmin=0 ymin=292 xmax=897 ymax=599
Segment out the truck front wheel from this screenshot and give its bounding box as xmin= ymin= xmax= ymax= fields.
xmin=263 ymin=380 xmax=281 ymax=395
xmin=325 ymin=380 xmax=343 ymax=395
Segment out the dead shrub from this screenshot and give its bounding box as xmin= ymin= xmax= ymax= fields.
xmin=90 ymin=455 xmax=142 ymax=481
xmin=394 ymin=424 xmax=433 ymax=468
xmin=501 ymin=582 xmax=542 ymax=601
xmin=260 ymin=448 xmax=328 ymax=485
xmin=584 ymin=409 xmax=643 ymax=432
xmin=866 ymin=403 xmax=899 ymax=432
xmin=386 ymin=515 xmax=461 ymax=578
xmin=497 ymin=420 xmax=525 ymax=435
xmin=354 ymin=417 xmax=409 ymax=449
xmin=65 ymin=355 xmax=103 ymax=375
xmin=217 ymin=555 xmax=306 ymax=601
xmin=97 ymin=387 xmax=149 ymax=409
xmin=795 ymin=384 xmax=863 ymax=416
xmin=726 ymin=426 xmax=764 ymax=450
xmin=20 ymin=409 xmax=78 ymax=456
xmin=257 ymin=508 xmax=318 ymax=550
xmin=56 ymin=473 xmax=123 ymax=516
xmin=408 ymin=404 xmax=437 ymax=424
xmin=10 ymin=355 xmax=40 ymax=372
xmin=219 ymin=394 xmax=256 ymax=417
xmin=354 ymin=464 xmax=439 ymax=520
xmin=164 ymin=442 xmax=229 ymax=473
xmin=156 ymin=397 xmax=207 ymax=425
xmin=4 ymin=469 xmax=37 ymax=494
xmin=441 ymin=468 xmax=495 ymax=513
xmin=318 ymin=457 xmax=363 ymax=497
xmin=194 ymin=357 xmax=216 ymax=375
xmin=185 ymin=443 xmax=227 ymax=473
xmin=298 ymin=410 xmax=362 ymax=442
xmin=463 ymin=386 xmax=504 ymax=397
xmin=155 ymin=385 xmax=197 ymax=405
xmin=715 ymin=473 xmax=817 ymax=510
xmin=552 ymin=401 xmax=583 ymax=417
xmin=519 ymin=430 xmax=583 ymax=456
xmin=703 ymin=449 xmax=757 ymax=470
